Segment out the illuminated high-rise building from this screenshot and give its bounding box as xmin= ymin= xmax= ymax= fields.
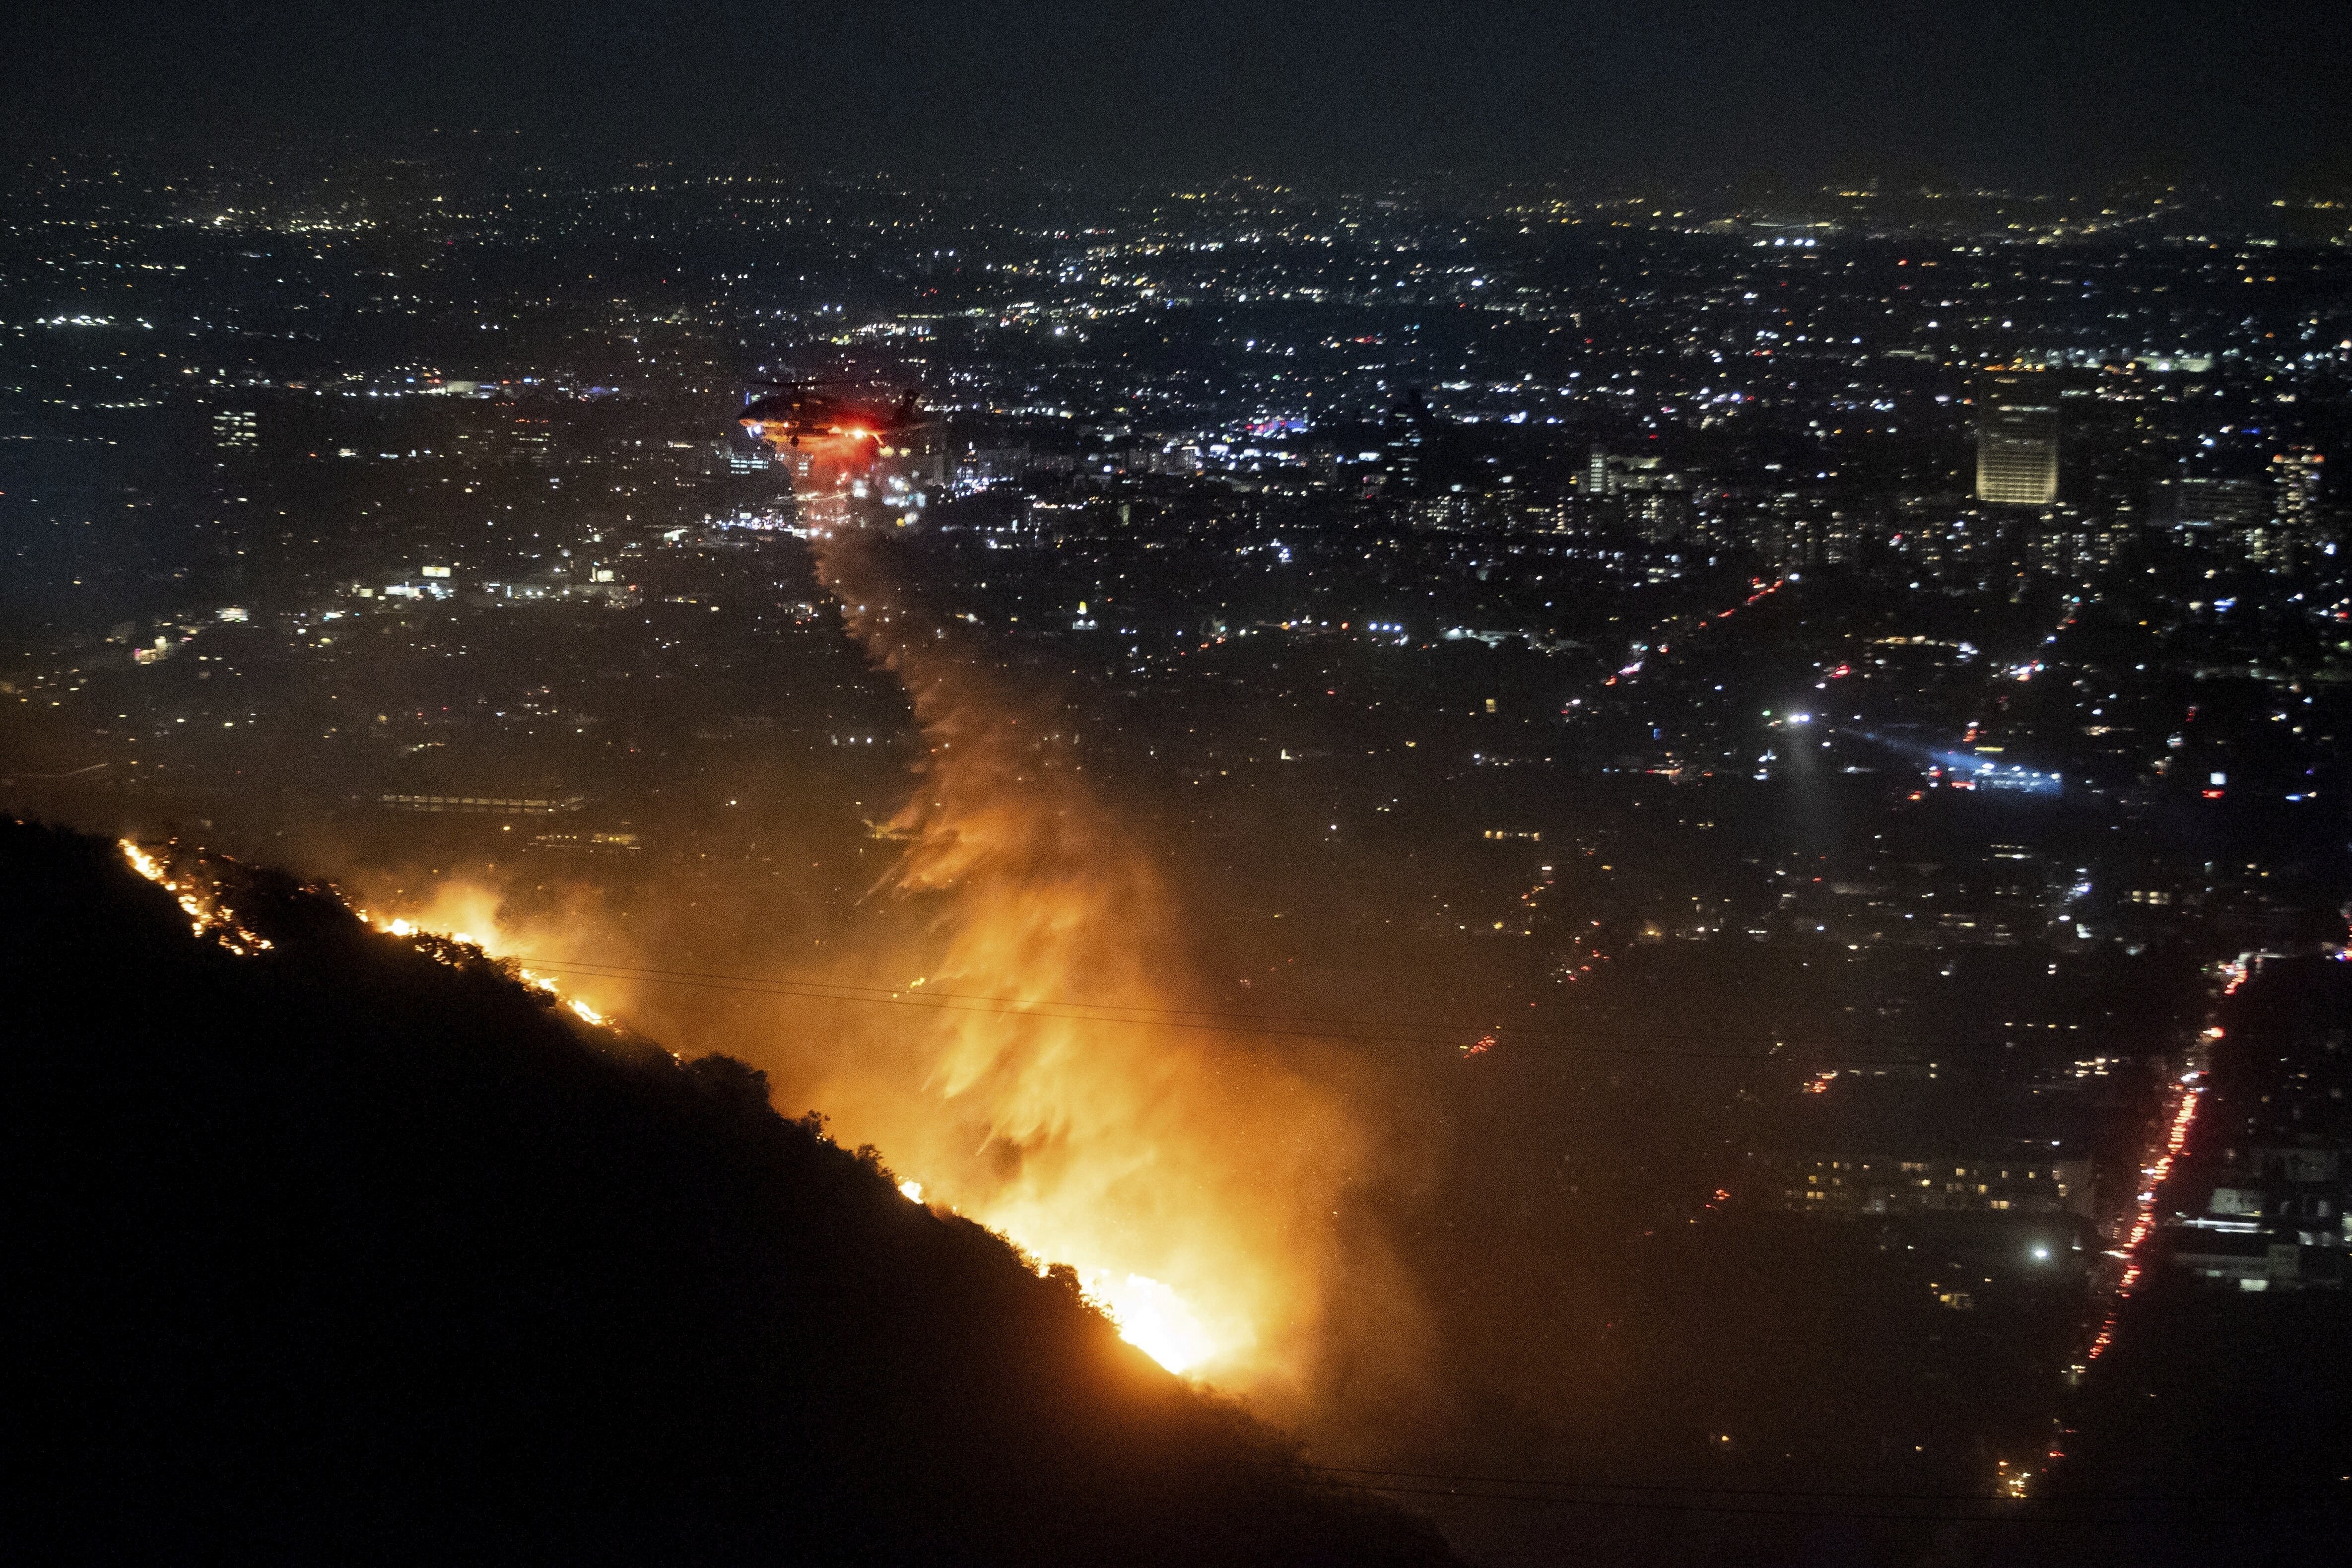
xmin=2249 ymin=447 xmax=2326 ymax=573
xmin=1973 ymin=374 xmax=2059 ymax=507
xmin=2272 ymin=447 xmax=2323 ymax=530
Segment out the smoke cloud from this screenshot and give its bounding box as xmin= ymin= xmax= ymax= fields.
xmin=793 ymin=512 xmax=1391 ymax=1394
xmin=343 ymin=456 xmax=1436 ymax=1422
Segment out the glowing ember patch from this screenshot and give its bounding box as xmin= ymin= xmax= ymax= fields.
xmin=121 ymin=842 xmax=168 ymax=884
xmin=119 ymin=839 xmax=272 ymax=956
xmin=360 ymin=897 xmax=622 ymax=1037
xmin=898 ymin=1180 xmax=924 ymax=1203
xmin=1085 ymin=1271 xmax=1215 ymax=1374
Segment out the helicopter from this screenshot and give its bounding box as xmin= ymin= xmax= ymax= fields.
xmin=737 ymin=380 xmax=924 ymax=448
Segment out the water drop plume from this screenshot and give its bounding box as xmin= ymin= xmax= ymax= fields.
xmin=797 ymin=508 xmax=1383 ymax=1391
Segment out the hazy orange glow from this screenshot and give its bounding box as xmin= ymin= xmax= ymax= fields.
xmin=746 ymin=426 xmax=884 ymax=488
xmin=339 ymin=906 xmax=659 ymax=1097
xmin=740 ymin=448 xmax=1381 ymax=1385
xmin=346 ymin=450 xmax=1390 ymax=1388
xmin=783 ymin=522 xmax=1365 ymax=1380
xmin=358 ymin=883 xmax=633 ymax=1025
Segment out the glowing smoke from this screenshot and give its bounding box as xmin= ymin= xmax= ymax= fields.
xmin=342 ymin=441 xmax=1413 ymax=1396
xmin=792 ymin=491 xmax=1372 ymax=1386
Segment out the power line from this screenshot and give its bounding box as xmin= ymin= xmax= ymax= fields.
xmin=1310 ymin=1465 xmax=2043 ymax=1502
xmin=1303 ymin=1465 xmax=2327 ymax=1509
xmin=1310 ymin=1474 xmax=2318 ymax=1526
xmin=1309 ymin=1477 xmax=2093 ymax=1524
xmin=518 ymin=953 xmax=2068 ymax=1061
xmin=521 ymin=955 xmax=1775 ymax=1056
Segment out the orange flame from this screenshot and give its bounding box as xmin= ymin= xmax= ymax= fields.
xmin=120 ymin=839 xmax=273 ymax=956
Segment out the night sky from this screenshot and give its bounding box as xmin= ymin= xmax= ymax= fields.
xmin=9 ymin=0 xmax=2349 ymax=187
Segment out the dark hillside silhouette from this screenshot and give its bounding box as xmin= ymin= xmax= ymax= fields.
xmin=4 ymin=820 xmax=1450 ymax=1567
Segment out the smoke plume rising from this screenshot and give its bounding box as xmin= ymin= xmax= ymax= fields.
xmin=342 ymin=453 xmax=1432 ymax=1413
xmin=793 ymin=509 xmax=1383 ymax=1392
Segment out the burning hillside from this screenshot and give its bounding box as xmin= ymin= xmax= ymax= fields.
xmin=4 ymin=818 xmax=1452 ymax=1566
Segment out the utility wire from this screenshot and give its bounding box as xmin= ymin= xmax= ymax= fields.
xmin=1310 ymin=1465 xmax=2039 ymax=1502
xmin=521 ymin=956 xmax=1773 ymax=1056
xmin=1309 ymin=1477 xmax=2079 ymax=1523
xmin=518 ymin=954 xmax=2064 ymax=1060
xmin=1301 ymin=1465 xmax=2309 ymax=1507
xmin=1309 ymin=1475 xmax=2315 ymax=1525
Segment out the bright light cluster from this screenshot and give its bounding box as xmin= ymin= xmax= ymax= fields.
xmin=2085 ymin=1069 xmax=2205 ymax=1364
xmin=1082 ymin=1269 xmax=1218 ymax=1374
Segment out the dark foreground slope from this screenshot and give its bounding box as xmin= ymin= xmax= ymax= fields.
xmin=4 ymin=822 xmax=1448 ymax=1567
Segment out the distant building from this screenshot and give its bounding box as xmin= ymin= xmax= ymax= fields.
xmin=1587 ymin=449 xmax=1662 ymax=502
xmin=528 ymin=830 xmax=642 ymax=854
xmin=1759 ymin=489 xmax=1830 ymax=571
xmin=2257 ymin=447 xmax=2328 ymax=571
xmin=1778 ymin=1150 xmax=2092 ymax=1217
xmin=2028 ymin=504 xmax=2132 ymax=579
xmin=2168 ymin=1135 xmax=2351 ymax=1291
xmin=380 ymin=794 xmax=586 ymax=815
xmin=2162 ymin=475 xmax=2265 ymax=532
xmin=2169 ymin=1233 xmax=2332 ymax=1292
xmin=1974 ymin=374 xmax=2059 ymax=507
xmin=212 ymin=409 xmax=258 ymax=450
xmin=2272 ymin=448 xmax=2323 ymax=531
